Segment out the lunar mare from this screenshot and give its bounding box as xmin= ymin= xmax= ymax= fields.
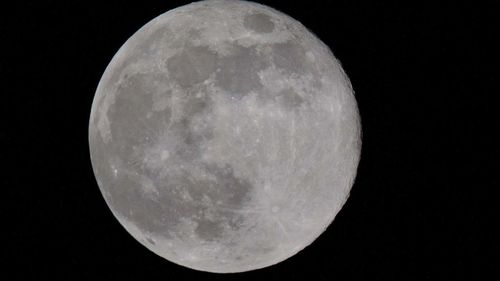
xmin=89 ymin=0 xmax=361 ymax=273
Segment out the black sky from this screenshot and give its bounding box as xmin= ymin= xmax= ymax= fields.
xmin=2 ymin=0 xmax=497 ymax=280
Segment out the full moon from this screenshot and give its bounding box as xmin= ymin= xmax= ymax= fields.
xmin=89 ymin=0 xmax=361 ymax=273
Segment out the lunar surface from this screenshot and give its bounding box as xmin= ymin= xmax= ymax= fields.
xmin=89 ymin=0 xmax=361 ymax=273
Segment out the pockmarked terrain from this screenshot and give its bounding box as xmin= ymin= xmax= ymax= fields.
xmin=89 ymin=0 xmax=361 ymax=273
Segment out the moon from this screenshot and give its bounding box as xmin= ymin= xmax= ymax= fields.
xmin=89 ymin=0 xmax=361 ymax=273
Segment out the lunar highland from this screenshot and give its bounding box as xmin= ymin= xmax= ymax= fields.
xmin=89 ymin=0 xmax=361 ymax=273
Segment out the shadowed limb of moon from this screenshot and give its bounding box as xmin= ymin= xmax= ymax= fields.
xmin=89 ymin=0 xmax=361 ymax=273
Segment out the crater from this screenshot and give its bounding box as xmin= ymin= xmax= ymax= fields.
xmin=243 ymin=12 xmax=275 ymax=33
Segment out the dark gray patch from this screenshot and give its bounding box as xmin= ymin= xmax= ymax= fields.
xmin=107 ymin=73 xmax=171 ymax=157
xmin=277 ymin=87 xmax=305 ymax=108
xmin=166 ymin=92 xmax=214 ymax=161
xmin=202 ymin=163 xmax=253 ymax=207
xmin=272 ymin=42 xmax=307 ymax=73
xmin=271 ymin=42 xmax=323 ymax=89
xmin=253 ymin=245 xmax=275 ymax=255
xmin=255 ymin=87 xmax=307 ymax=110
xmin=164 ymin=119 xmax=199 ymax=162
xmin=102 ymin=74 xmax=252 ymax=242
xmin=108 ymin=75 xmax=156 ymax=141
xmin=183 ymin=124 xmax=215 ymax=151
xmin=166 ymin=45 xmax=217 ymax=87
xmin=107 ymin=172 xmax=173 ymax=236
xmin=137 ymin=28 xmax=168 ymax=56
xmin=105 ymin=161 xmax=253 ymax=242
xmin=183 ymin=92 xmax=211 ymax=117
xmin=89 ymin=134 xmax=116 ymax=203
xmin=195 ymin=220 xmax=224 ymax=241
xmin=243 ymin=13 xmax=275 ymax=33
xmin=215 ymin=45 xmax=268 ymax=99
xmin=190 ymin=164 xmax=253 ymax=241
xmin=146 ymin=237 xmax=156 ymax=245
xmin=187 ymin=28 xmax=202 ymax=40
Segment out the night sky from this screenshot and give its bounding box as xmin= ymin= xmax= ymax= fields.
xmin=2 ymin=1 xmax=496 ymax=280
